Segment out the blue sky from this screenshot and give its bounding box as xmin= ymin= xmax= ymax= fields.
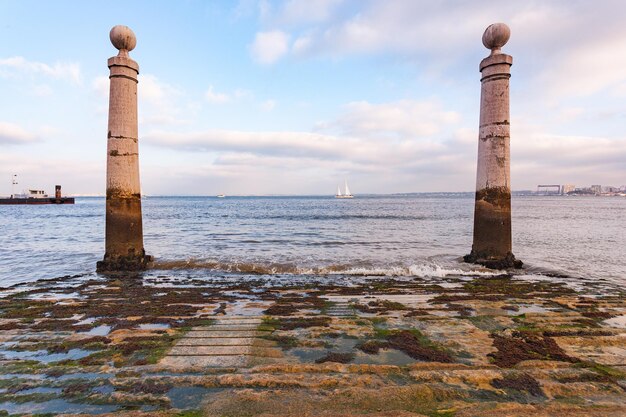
xmin=1 ymin=0 xmax=625 ymax=195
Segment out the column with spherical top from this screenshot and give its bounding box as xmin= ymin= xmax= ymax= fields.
xmin=464 ymin=23 xmax=522 ymax=269
xmin=97 ymin=25 xmax=151 ymax=272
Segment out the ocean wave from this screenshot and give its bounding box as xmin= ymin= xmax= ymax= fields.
xmin=150 ymin=259 xmax=500 ymax=278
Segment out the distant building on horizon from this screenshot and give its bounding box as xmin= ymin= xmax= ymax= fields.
xmin=602 ymin=185 xmax=620 ymax=193
xmin=590 ymin=185 xmax=602 ymax=195
xmin=561 ymin=184 xmax=576 ymax=195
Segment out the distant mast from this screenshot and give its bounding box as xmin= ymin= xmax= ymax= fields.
xmin=11 ymin=174 xmax=17 ymax=198
xmin=335 ymin=180 xmax=354 ymax=199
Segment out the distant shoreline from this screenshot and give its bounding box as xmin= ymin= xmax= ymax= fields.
xmin=34 ymin=192 xmax=626 ymax=198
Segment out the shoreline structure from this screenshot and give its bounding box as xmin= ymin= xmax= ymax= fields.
xmin=92 ymin=24 xmax=526 ymax=273
xmin=97 ymin=26 xmax=151 ymax=272
xmin=465 ymin=23 xmax=522 ymax=270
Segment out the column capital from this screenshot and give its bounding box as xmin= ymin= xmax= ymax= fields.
xmin=480 ymin=54 xmax=512 ymax=82
xmin=107 ymin=56 xmax=139 ymax=74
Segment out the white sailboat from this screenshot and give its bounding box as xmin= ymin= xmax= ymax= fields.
xmin=335 ymin=180 xmax=354 ymax=199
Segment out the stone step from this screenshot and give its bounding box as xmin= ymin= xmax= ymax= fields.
xmin=160 ymin=316 xmax=280 ymax=369
xmin=160 ymin=355 xmax=247 ymax=368
xmin=169 ymin=346 xmax=279 ymax=356
xmin=191 ymin=325 xmax=261 ymax=331
xmin=177 ymin=337 xmax=274 ymax=347
xmin=184 ymin=331 xmax=266 ymax=338
xmin=212 ymin=320 xmax=263 ymax=325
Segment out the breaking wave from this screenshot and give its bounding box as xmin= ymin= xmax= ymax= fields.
xmin=150 ymin=259 xmax=500 ymax=278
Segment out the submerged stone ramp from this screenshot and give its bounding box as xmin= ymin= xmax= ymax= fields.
xmin=326 ymin=300 xmax=355 ymax=318
xmin=160 ymin=316 xmax=282 ymax=369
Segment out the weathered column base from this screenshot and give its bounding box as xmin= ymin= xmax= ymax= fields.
xmin=463 ymin=251 xmax=522 ymax=270
xmin=96 ymin=250 xmax=153 ymax=272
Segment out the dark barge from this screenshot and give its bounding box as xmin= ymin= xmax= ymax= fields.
xmin=0 ymin=185 xmax=75 ymax=205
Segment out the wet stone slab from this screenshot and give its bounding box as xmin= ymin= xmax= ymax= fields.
xmin=159 ymin=355 xmax=248 ymax=368
xmin=0 ymin=273 xmax=624 ymax=416
xmin=183 ymin=330 xmax=268 ymax=338
xmin=177 ymin=337 xmax=264 ymax=346
xmin=169 ymin=345 xmax=254 ymax=356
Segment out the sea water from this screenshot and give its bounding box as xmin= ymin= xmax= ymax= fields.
xmin=0 ymin=195 xmax=624 ymax=287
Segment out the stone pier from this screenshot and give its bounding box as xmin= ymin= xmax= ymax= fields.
xmin=465 ymin=23 xmax=522 ymax=269
xmin=97 ymin=25 xmax=151 ymax=272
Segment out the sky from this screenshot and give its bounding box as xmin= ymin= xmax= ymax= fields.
xmin=1 ymin=0 xmax=625 ymax=196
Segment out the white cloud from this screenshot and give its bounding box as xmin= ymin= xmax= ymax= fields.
xmin=250 ymin=30 xmax=290 ymax=64
xmin=327 ymin=100 xmax=460 ymax=138
xmin=292 ymin=35 xmax=312 ymax=55
xmin=260 ymin=99 xmax=276 ymax=111
xmin=234 ymin=88 xmax=252 ymax=99
xmin=140 ymin=91 xmax=626 ymax=193
xmin=137 ymin=74 xmax=188 ymax=126
xmin=258 ymin=0 xmax=626 ymax=101
xmin=0 ymin=56 xmax=82 ymax=84
xmin=537 ymin=35 xmax=626 ymax=99
xmin=557 ymin=107 xmax=585 ymax=122
xmin=279 ymin=0 xmax=343 ymax=25
xmin=92 ymin=75 xmax=109 ymax=98
xmin=0 ymin=121 xmax=37 ymax=145
xmin=139 ymin=74 xmax=180 ymax=103
xmin=0 ymin=152 xmax=102 ymax=196
xmin=30 ymin=84 xmax=53 ymax=97
xmin=205 ymin=85 xmax=231 ymax=103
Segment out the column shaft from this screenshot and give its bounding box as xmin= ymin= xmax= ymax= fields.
xmin=466 ymin=53 xmax=521 ymax=269
xmin=97 ymin=31 xmax=150 ymax=272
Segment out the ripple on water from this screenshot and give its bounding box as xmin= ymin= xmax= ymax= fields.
xmin=80 ymin=325 xmax=111 ymax=336
xmin=0 ymin=399 xmax=118 ymax=415
xmin=167 ymin=386 xmax=224 ymax=410
xmin=0 ymin=348 xmax=93 ymax=363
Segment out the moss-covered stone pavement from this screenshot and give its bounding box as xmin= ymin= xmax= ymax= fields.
xmin=0 ymin=271 xmax=624 ymax=416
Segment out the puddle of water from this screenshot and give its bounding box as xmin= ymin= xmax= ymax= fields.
xmin=504 ymin=304 xmax=556 ymax=315
xmin=289 ymin=336 xmax=418 ymax=367
xmin=138 ymin=323 xmax=171 ymax=330
xmin=26 ymin=291 xmax=81 ymax=301
xmin=352 ymin=348 xmax=416 ymax=366
xmin=228 ymin=300 xmax=270 ymax=316
xmin=141 ymin=404 xmax=160 ymax=412
xmin=435 ymin=282 xmax=465 ymax=289
xmin=329 ymin=337 xmax=359 ymax=351
xmin=75 ymin=317 xmax=98 ymax=326
xmin=56 ymin=372 xmax=114 ymax=381
xmin=80 ymin=325 xmax=111 ymax=336
xmin=0 ymin=348 xmax=92 ymax=363
xmin=604 ymin=315 xmax=626 ymax=329
xmin=0 ymin=374 xmax=46 ymax=380
xmin=92 ymin=385 xmax=115 ymax=395
xmin=427 ymin=310 xmax=459 ymax=318
xmin=223 ymin=291 xmax=258 ymax=300
xmin=0 ymin=399 xmax=118 ymax=415
xmin=289 ymin=347 xmax=328 ymax=363
xmin=16 ymin=387 xmax=63 ymax=395
xmin=323 ymin=294 xmax=433 ymax=309
xmin=167 ymin=386 xmax=223 ymax=410
xmin=0 ymin=286 xmax=37 ymax=299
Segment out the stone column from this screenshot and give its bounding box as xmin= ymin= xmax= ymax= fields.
xmin=97 ymin=25 xmax=151 ymax=272
xmin=464 ymin=23 xmax=522 ymax=269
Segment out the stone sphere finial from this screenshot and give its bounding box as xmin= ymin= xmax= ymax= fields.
xmin=482 ymin=23 xmax=510 ymax=55
xmin=110 ymin=25 xmax=136 ymax=56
